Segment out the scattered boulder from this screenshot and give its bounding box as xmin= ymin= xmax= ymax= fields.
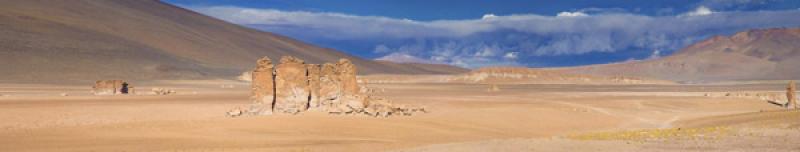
xmin=227 ymin=107 xmax=244 ymax=117
xmin=274 ymin=56 xmax=310 ymax=114
xmin=151 ymin=88 xmax=176 ymax=95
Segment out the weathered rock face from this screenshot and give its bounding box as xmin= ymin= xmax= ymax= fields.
xmin=250 ymin=56 xmax=275 ymax=115
xmin=92 ymin=80 xmax=124 ymax=95
xmin=337 ymin=59 xmax=360 ymax=95
xmin=319 ymin=63 xmax=342 ymax=110
xmin=230 ymin=56 xmax=427 ymax=117
xmin=274 ymin=56 xmax=310 ymax=114
xmin=306 ymin=64 xmax=322 ymax=109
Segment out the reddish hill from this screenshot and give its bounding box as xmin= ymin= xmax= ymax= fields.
xmin=0 ymin=0 xmax=463 ymax=82
xmin=557 ymin=27 xmax=800 ymax=82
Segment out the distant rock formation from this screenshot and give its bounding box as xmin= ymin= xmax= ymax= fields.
xmin=788 ymin=80 xmax=797 ymax=109
xmin=229 ymin=56 xmax=427 ymax=117
xmin=92 ymin=80 xmax=127 ymax=95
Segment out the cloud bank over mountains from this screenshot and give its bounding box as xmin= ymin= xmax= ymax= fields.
xmin=189 ymin=5 xmax=800 ymax=68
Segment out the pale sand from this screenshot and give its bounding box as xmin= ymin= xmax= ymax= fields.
xmin=0 ymin=81 xmax=796 ymax=151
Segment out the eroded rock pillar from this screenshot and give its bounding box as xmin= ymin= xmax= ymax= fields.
xmin=319 ymin=63 xmax=342 ymax=110
xmin=251 ymin=56 xmax=275 ymax=115
xmin=274 ymin=56 xmax=310 ymax=114
xmin=306 ymin=64 xmax=322 ymax=109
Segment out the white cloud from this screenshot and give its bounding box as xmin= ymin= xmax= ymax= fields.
xmin=186 ymin=5 xmax=800 ymax=68
xmin=685 ymin=6 xmax=714 ymax=16
xmin=482 ymin=14 xmax=498 ymax=20
xmin=504 ymin=52 xmax=519 ymax=59
xmin=556 ymin=11 xmax=588 ymax=17
xmin=375 ymin=52 xmax=443 ymax=64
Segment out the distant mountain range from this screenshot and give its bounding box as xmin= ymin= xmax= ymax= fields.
xmin=557 ymin=27 xmax=800 ymax=82
xmin=0 ymin=0 xmax=465 ymax=82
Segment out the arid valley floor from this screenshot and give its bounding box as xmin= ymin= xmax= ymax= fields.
xmin=1 ymin=80 xmax=798 ymax=152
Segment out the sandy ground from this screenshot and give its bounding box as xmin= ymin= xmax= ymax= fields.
xmin=0 ymin=80 xmax=797 ymax=151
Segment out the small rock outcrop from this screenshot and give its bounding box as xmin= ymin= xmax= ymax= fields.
xmin=92 ymin=80 xmax=132 ymax=95
xmin=229 ymin=56 xmax=427 ymax=117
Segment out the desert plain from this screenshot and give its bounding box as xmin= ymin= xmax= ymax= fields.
xmin=0 ymin=79 xmax=797 ymax=152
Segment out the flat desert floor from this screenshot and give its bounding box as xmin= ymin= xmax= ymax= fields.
xmin=0 ymin=80 xmax=798 ymax=151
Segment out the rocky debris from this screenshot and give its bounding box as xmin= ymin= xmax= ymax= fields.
xmin=92 ymin=80 xmax=125 ymax=95
xmin=487 ymin=84 xmax=501 ymax=92
xmin=703 ymin=91 xmax=792 ymax=107
xmin=226 ymin=107 xmax=243 ymax=117
xmin=234 ymin=56 xmax=427 ymax=117
xmin=788 ymin=80 xmax=797 ymax=109
xmin=274 ymin=56 xmax=310 ymax=114
xmin=151 ymin=88 xmax=176 ymax=95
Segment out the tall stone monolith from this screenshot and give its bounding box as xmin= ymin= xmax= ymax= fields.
xmin=337 ymin=59 xmax=359 ymax=95
xmin=306 ymin=64 xmax=322 ymax=109
xmin=274 ymin=56 xmax=310 ymax=114
xmin=337 ymin=58 xmax=366 ymax=110
xmin=319 ymin=63 xmax=342 ymax=110
xmin=251 ymin=56 xmax=275 ymax=115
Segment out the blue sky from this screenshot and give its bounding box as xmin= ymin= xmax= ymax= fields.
xmin=166 ymin=0 xmax=800 ymax=68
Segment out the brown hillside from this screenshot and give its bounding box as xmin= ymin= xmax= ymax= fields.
xmin=557 ymin=27 xmax=800 ymax=82
xmin=0 ymin=0 xmax=462 ymax=82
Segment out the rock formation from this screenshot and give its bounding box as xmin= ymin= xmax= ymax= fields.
xmin=274 ymin=56 xmax=310 ymax=114
xmin=92 ymin=80 xmax=126 ymax=95
xmin=338 ymin=59 xmax=360 ymax=95
xmin=230 ymin=56 xmax=427 ymax=117
xmin=319 ymin=63 xmax=342 ymax=111
xmin=250 ymin=57 xmax=275 ymax=115
xmin=306 ymin=64 xmax=322 ymax=109
xmin=788 ymin=80 xmax=797 ymax=109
